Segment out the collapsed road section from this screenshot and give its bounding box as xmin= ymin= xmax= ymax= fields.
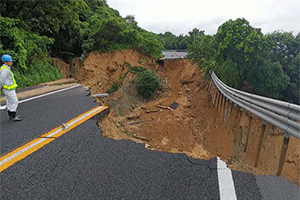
xmin=71 ymin=49 xmax=299 ymax=186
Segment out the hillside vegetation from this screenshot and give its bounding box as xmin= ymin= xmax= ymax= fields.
xmin=0 ymin=0 xmax=163 ymax=87
xmin=1 ymin=1 xmax=299 ymax=104
xmin=158 ymin=19 xmax=299 ymax=104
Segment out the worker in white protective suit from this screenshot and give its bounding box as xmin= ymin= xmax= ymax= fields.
xmin=0 ymin=54 xmax=22 ymax=121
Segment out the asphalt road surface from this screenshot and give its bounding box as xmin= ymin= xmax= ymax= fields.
xmin=0 ymin=86 xmax=299 ymax=199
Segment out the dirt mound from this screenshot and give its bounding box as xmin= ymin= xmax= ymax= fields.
xmin=100 ymin=59 xmax=233 ymax=159
xmin=75 ymin=50 xmax=299 ymax=186
xmin=76 ymin=50 xmax=157 ymax=95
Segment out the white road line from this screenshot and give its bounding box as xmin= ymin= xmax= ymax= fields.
xmin=217 ymin=157 xmax=237 ymax=200
xmin=0 ymin=85 xmax=81 ymax=110
xmin=19 ymin=84 xmax=81 ymax=103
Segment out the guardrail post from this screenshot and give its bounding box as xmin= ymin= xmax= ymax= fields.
xmin=227 ymin=101 xmax=234 ymax=120
xmin=234 ymin=108 xmax=244 ymax=142
xmin=213 ymin=89 xmax=217 ymax=104
xmin=254 ymin=121 xmax=267 ymax=167
xmin=215 ymin=91 xmax=220 ymax=109
xmin=218 ymin=94 xmax=223 ymax=113
xmin=225 ymin=102 xmax=233 ymax=129
xmin=227 ymin=104 xmax=238 ymax=133
xmin=217 ymin=92 xmax=221 ymax=111
xmin=220 ymin=96 xmax=226 ymax=120
xmin=212 ymin=86 xmax=217 ymax=105
xmin=223 ymin=99 xmax=229 ymax=122
xmin=276 ymin=133 xmax=290 ymax=176
xmin=208 ymin=82 xmax=211 ymax=92
xmin=244 ymin=114 xmax=253 ymax=152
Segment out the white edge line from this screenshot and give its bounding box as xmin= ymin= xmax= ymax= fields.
xmin=0 ymin=85 xmax=82 ymax=110
xmin=19 ymin=84 xmax=82 ymax=103
xmin=217 ymin=157 xmax=237 ymax=200
xmin=0 ymin=106 xmax=105 ymax=167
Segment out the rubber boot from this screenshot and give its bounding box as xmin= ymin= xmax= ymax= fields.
xmin=9 ymin=111 xmax=22 ymax=122
xmin=7 ymin=111 xmax=11 ymax=119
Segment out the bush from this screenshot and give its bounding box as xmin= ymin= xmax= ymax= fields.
xmin=133 ymin=70 xmax=160 ymax=99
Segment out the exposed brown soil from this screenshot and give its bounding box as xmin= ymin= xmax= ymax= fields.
xmin=63 ymin=50 xmax=300 ymax=186
xmin=51 ymin=58 xmax=72 ymax=78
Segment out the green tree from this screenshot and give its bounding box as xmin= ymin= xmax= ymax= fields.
xmin=265 ymin=31 xmax=300 ymax=103
xmin=188 ymin=34 xmax=216 ymax=78
xmin=187 ymin=18 xmax=297 ymax=103
xmin=214 ymin=18 xmax=265 ymax=85
xmin=0 ymin=15 xmax=53 ymax=70
xmin=158 ymin=32 xmax=178 ymax=49
xmin=0 ymin=0 xmax=88 ymax=61
xmin=137 ymin=31 xmax=163 ymax=59
xmin=247 ymin=58 xmax=289 ymax=99
xmin=188 ymin=28 xmax=205 ymax=44
xmin=157 ymin=29 xmax=204 ymax=49
xmin=266 ymin=31 xmax=299 ymax=70
xmin=283 ymin=53 xmax=300 ymax=104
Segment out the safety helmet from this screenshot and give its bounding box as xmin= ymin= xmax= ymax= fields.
xmin=1 ymin=54 xmax=13 ymax=62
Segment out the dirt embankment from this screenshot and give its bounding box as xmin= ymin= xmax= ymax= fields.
xmin=75 ymin=49 xmax=300 ymax=186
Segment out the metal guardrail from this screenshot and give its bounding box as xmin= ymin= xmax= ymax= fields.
xmin=211 ymin=71 xmax=300 ymax=139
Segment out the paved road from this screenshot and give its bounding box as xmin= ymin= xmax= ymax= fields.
xmin=0 ymin=86 xmax=96 ymax=155
xmin=0 ymin=86 xmax=299 ymax=199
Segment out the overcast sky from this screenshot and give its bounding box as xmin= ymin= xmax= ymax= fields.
xmin=107 ymin=0 xmax=300 ymax=36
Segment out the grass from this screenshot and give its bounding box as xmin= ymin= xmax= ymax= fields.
xmin=13 ymin=61 xmax=63 ymax=88
xmin=107 ymin=82 xmax=119 ymax=94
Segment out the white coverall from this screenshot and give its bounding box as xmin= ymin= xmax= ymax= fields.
xmin=0 ymin=64 xmax=19 ymax=112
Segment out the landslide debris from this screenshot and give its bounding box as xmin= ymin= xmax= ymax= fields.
xmin=75 ymin=49 xmax=300 ymax=186
xmin=75 ymin=50 xmax=237 ymax=162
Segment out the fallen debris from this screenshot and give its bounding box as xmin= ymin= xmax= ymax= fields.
xmin=141 ymin=106 xmax=159 ymax=113
xmin=127 ymin=112 xmax=142 ymax=120
xmin=145 ymin=109 xmax=159 ymax=113
xmin=93 ymin=93 xmax=109 ymax=97
xmin=132 ymin=133 xmax=150 ymax=141
xmin=169 ymin=102 xmax=179 ymax=110
xmin=181 ymin=80 xmax=195 ymax=85
xmin=155 ymin=105 xmax=174 ymax=111
xmin=121 ymin=120 xmax=152 ymax=126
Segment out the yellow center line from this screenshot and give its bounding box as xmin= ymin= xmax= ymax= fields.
xmin=0 ymin=106 xmax=109 ymax=172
